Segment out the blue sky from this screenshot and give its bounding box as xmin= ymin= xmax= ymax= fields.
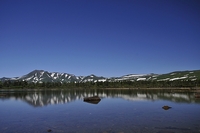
xmin=1 ymin=0 xmax=200 ymax=78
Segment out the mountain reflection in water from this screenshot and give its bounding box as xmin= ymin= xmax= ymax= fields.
xmin=0 ymin=89 xmax=199 ymax=107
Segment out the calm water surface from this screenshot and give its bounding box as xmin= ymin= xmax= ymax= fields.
xmin=0 ymin=89 xmax=200 ymax=133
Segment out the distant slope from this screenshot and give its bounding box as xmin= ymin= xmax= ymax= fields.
xmin=0 ymin=69 xmax=200 ymax=83
xmin=155 ymin=70 xmax=200 ymax=81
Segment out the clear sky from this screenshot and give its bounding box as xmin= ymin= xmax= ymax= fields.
xmin=1 ymin=0 xmax=200 ymax=78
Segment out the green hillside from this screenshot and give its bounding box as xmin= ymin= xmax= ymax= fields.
xmin=155 ymin=70 xmax=200 ymax=81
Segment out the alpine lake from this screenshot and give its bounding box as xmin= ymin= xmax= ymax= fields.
xmin=0 ymin=88 xmax=200 ymax=133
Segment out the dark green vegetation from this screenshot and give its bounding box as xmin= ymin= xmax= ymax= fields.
xmin=0 ymin=79 xmax=199 ymax=89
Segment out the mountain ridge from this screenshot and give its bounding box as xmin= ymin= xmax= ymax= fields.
xmin=0 ymin=69 xmax=200 ymax=83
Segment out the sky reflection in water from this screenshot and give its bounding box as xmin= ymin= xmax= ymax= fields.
xmin=0 ymin=89 xmax=200 ymax=133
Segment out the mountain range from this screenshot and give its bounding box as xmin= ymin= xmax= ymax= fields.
xmin=0 ymin=69 xmax=200 ymax=83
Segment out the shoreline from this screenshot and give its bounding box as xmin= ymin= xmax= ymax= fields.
xmin=100 ymin=87 xmax=200 ymax=90
xmin=0 ymin=87 xmax=200 ymax=91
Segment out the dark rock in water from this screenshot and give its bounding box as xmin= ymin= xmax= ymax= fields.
xmin=47 ymin=129 xmax=52 ymax=132
xmin=0 ymin=94 xmax=7 ymax=97
xmin=162 ymin=106 xmax=172 ymax=110
xmin=195 ymin=93 xmax=200 ymax=98
xmin=84 ymin=96 xmax=101 ymax=101
xmin=83 ymin=96 xmax=101 ymax=104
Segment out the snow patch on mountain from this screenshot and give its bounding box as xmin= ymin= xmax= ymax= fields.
xmin=40 ymin=72 xmax=44 ymax=77
xmin=98 ymin=79 xmax=107 ymax=82
xmin=137 ymin=78 xmax=146 ymax=81
xmin=26 ymin=76 xmax=34 ymax=81
xmin=124 ymin=74 xmax=145 ymax=78
xmin=51 ymin=73 xmax=55 ymax=77
xmin=169 ymin=77 xmax=187 ymax=81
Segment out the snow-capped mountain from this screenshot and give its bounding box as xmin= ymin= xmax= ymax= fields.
xmin=0 ymin=69 xmax=200 ymax=83
xmin=18 ymin=70 xmax=83 ymax=83
xmin=0 ymin=70 xmax=107 ymax=83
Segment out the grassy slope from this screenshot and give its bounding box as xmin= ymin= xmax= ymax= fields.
xmin=155 ymin=70 xmax=200 ymax=81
